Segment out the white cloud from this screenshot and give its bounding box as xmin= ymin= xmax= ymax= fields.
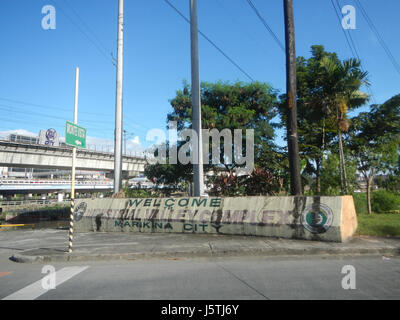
xmin=0 ymin=129 xmax=38 ymax=139
xmin=125 ymin=136 xmax=143 ymax=155
xmin=131 ymin=136 xmax=140 ymax=145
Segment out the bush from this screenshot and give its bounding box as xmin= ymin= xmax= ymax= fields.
xmin=123 ymin=187 xmax=151 ymax=198
xmin=207 ymin=168 xmax=281 ymax=197
xmin=371 ymin=190 xmax=400 ymax=213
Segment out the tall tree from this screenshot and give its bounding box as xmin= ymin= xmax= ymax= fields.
xmin=349 ymin=94 xmax=400 ymax=213
xmin=146 ymin=81 xmax=283 ymax=196
xmin=168 ymin=81 xmax=279 ymax=173
xmin=280 ymin=45 xmax=369 ymax=194
xmin=318 ymin=55 xmax=369 ymax=194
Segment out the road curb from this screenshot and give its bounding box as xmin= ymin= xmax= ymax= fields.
xmin=9 ymin=245 xmax=400 ymax=263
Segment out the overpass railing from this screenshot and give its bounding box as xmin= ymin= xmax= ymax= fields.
xmin=0 ymin=199 xmax=70 ymax=207
xmin=0 ymin=138 xmax=147 ymax=159
xmin=0 ymin=179 xmax=114 ymax=186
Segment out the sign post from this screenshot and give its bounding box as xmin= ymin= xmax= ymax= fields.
xmin=65 ymin=67 xmax=86 ymax=253
xmin=66 ymin=121 xmax=86 ymax=148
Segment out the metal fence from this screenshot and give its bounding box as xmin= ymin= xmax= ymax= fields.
xmin=0 ymin=199 xmax=69 ymax=207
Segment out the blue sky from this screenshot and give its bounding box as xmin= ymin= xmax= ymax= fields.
xmin=0 ymin=0 xmax=399 ymax=151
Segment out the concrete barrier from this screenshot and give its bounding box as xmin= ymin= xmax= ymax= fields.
xmin=74 ymin=196 xmax=358 ymax=242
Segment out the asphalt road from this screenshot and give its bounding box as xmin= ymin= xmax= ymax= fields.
xmin=0 ymin=252 xmax=399 ymax=300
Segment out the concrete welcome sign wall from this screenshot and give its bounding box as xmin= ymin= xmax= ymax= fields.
xmin=74 ymin=196 xmax=358 ymax=242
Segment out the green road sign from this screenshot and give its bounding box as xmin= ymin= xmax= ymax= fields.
xmin=65 ymin=121 xmax=86 ymax=148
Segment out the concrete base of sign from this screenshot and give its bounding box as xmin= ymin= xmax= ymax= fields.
xmin=74 ymin=196 xmax=358 ymax=242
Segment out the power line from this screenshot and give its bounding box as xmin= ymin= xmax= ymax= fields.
xmin=0 ymin=117 xmax=53 ymax=128
xmin=0 ymin=97 xmax=112 ymax=117
xmin=0 ymin=102 xmax=117 ymax=131
xmin=333 ymin=0 xmax=363 ymax=65
xmin=0 ymin=104 xmax=68 ymax=122
xmin=52 ymin=0 xmax=116 ymax=67
xmin=354 ymin=0 xmax=400 ymax=77
xmin=163 ymin=0 xmax=255 ymax=82
xmin=340 ymin=1 xmax=376 ymax=104
xmin=330 ymin=0 xmax=357 ymax=58
xmin=0 ymin=114 xmax=115 ymax=134
xmin=0 ymin=104 xmax=114 ymax=129
xmin=330 ymin=0 xmax=377 ymax=104
xmin=214 ymin=0 xmax=273 ymax=58
xmin=123 ymin=118 xmax=152 ymax=133
xmin=245 ymin=0 xmax=285 ymax=52
xmin=0 ymin=103 xmax=104 ymax=124
xmin=337 ymin=0 xmax=377 ymax=104
xmin=336 ymin=2 xmax=376 ymax=104
xmin=0 ymin=97 xmax=151 ymax=135
xmin=63 ymin=0 xmax=115 ymax=64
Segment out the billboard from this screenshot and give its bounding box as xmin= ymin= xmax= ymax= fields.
xmin=39 ymin=128 xmax=59 ymax=146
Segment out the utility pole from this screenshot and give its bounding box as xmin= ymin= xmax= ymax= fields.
xmin=114 ymin=0 xmax=124 ymax=193
xmin=68 ymin=67 xmax=79 ymax=253
xmin=190 ymin=0 xmax=204 ymax=196
xmin=283 ymin=0 xmax=302 ymax=195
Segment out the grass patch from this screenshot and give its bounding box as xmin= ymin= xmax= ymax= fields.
xmin=356 ymin=213 xmax=400 ymax=237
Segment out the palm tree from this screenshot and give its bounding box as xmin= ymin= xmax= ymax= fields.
xmin=319 ymin=56 xmax=370 ymax=194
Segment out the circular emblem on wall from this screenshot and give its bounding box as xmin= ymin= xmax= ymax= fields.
xmin=301 ymin=203 xmax=334 ymax=234
xmin=74 ymin=202 xmax=87 ymax=222
xmin=45 ymin=128 xmax=57 ymax=143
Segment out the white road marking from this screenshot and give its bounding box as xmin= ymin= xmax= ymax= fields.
xmin=2 ymin=266 xmax=89 ymax=300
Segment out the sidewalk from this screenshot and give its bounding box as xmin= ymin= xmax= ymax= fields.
xmin=1 ymin=229 xmax=399 ymax=263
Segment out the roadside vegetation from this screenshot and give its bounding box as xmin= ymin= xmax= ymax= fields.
xmin=353 ymin=192 xmax=400 ymax=237
xmin=356 ymin=212 xmax=400 ymax=238
xmin=140 ymin=45 xmax=400 ymax=237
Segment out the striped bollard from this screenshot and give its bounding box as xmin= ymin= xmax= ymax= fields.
xmin=68 ymin=198 xmax=74 ymax=253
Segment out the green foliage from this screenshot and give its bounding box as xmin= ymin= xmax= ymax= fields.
xmin=350 ymin=94 xmax=400 ymax=170
xmin=207 ymin=167 xmax=281 ymax=197
xmin=371 ymin=190 xmax=400 ymax=213
xmin=169 ymin=80 xmax=278 ymax=132
xmin=207 ymin=172 xmax=246 ymax=197
xmin=353 ymin=192 xmax=400 ymax=215
xmin=369 ymin=94 xmax=400 ymax=137
xmin=353 ymin=193 xmax=368 ymax=215
xmin=320 ymin=153 xmax=358 ymax=195
xmin=168 ymin=80 xmax=279 ymax=171
xmin=144 ymin=161 xmax=191 ymax=187
xmin=144 ymin=52 xmax=399 ymax=199
xmin=146 ymin=80 xmax=283 ymax=191
xmin=255 ymin=146 xmax=290 ymax=193
xmin=123 ymin=187 xmax=152 ymax=198
xmin=320 ymin=153 xmax=341 ymax=195
xmin=375 ymin=174 xmax=400 ymax=193
xmin=350 ymin=110 xmax=399 ymax=169
xmin=349 ymin=93 xmax=400 ymax=213
xmin=279 ymin=45 xmax=369 ymax=195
